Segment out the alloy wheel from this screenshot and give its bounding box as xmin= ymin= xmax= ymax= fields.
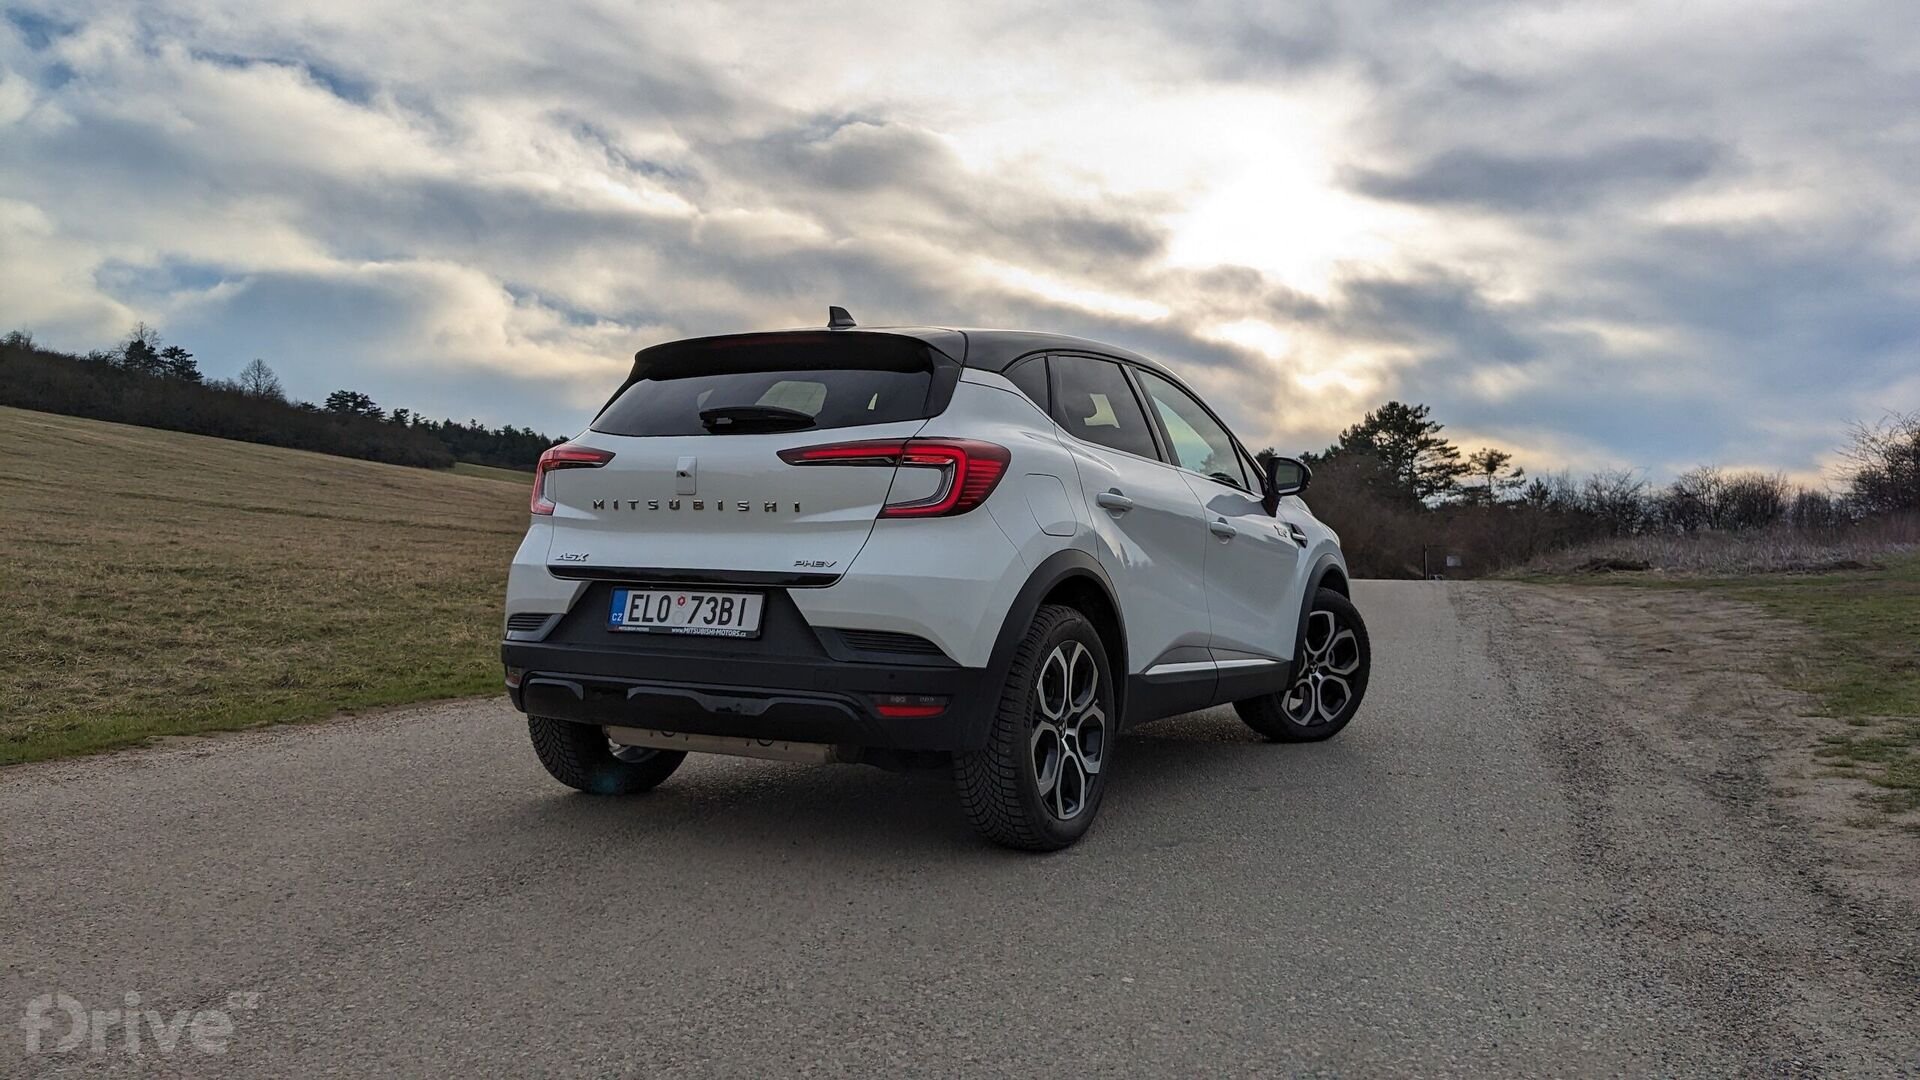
xmin=1030 ymin=640 xmax=1106 ymax=821
xmin=1281 ymin=609 xmax=1362 ymax=726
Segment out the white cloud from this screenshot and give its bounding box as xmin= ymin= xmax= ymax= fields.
xmin=0 ymin=0 xmax=1915 ymax=472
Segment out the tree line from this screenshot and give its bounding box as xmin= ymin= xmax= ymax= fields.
xmin=1 ymin=326 xmax=560 ymax=472
xmin=1260 ymin=400 xmax=1920 ymax=578
xmin=7 ymin=325 xmax=1912 ymax=577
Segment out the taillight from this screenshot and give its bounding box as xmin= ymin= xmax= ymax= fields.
xmin=778 ymin=438 xmax=1011 ymax=517
xmin=530 ymin=443 xmax=615 ymax=515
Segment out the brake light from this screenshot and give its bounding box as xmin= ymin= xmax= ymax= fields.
xmin=778 ymin=438 xmax=1011 ymax=517
xmin=530 ymin=443 xmax=615 ymax=515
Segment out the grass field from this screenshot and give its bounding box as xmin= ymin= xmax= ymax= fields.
xmin=453 ymin=460 xmax=535 ymax=484
xmin=1686 ymin=557 xmax=1920 ymax=814
xmin=0 ymin=406 xmax=530 ymax=765
xmin=1524 ymin=549 xmax=1920 ymax=816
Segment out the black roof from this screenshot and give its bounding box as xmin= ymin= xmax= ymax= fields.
xmin=937 ymin=327 xmax=1175 ymax=378
xmin=632 ymin=325 xmax=1177 ymax=380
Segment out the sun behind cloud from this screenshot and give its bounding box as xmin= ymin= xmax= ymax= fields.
xmin=1 ymin=0 xmax=1915 ymax=476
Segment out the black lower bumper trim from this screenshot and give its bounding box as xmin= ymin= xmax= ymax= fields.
xmin=503 ymin=641 xmax=992 ymax=751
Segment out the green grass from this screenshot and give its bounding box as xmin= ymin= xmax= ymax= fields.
xmin=1540 ymin=554 xmax=1920 ymax=815
xmin=1695 ymin=558 xmax=1920 ymax=815
xmin=0 ymin=406 xmax=528 ymax=766
xmin=1696 ymin=558 xmax=1920 ymax=719
xmin=453 ymin=460 xmax=535 ymax=485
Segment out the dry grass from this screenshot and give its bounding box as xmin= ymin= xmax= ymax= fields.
xmin=452 ymin=460 xmax=534 ymax=485
xmin=1515 ymin=526 xmax=1920 ymax=820
xmin=0 ymin=406 xmax=528 ymax=765
xmin=1517 ymin=519 xmax=1920 ymax=577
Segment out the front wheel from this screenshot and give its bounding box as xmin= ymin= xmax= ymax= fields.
xmin=1235 ymin=587 xmax=1371 ymax=742
xmin=954 ymin=604 xmax=1115 ymax=851
xmin=527 ymin=716 xmax=687 ymax=794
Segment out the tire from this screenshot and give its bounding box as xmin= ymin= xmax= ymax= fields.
xmin=954 ymin=604 xmax=1115 ymax=851
xmin=1235 ymin=587 xmax=1371 ymax=742
xmin=527 ymin=716 xmax=687 ymax=795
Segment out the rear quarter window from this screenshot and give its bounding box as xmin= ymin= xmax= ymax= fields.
xmin=1004 ymin=356 xmax=1049 ymax=412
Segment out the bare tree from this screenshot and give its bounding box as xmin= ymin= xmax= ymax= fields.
xmin=236 ymin=358 xmax=284 ymax=400
xmin=1718 ymin=472 xmax=1788 ymax=531
xmin=1842 ymin=411 xmax=1920 ymax=515
xmin=1659 ymin=465 xmax=1722 ymax=532
xmin=1581 ymin=468 xmax=1649 ymax=536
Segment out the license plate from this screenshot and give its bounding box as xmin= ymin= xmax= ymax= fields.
xmin=608 ymin=588 xmax=764 ymax=638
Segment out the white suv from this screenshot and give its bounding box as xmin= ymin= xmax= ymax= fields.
xmin=503 ymin=311 xmax=1370 ymax=850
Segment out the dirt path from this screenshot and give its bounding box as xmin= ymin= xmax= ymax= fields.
xmin=1480 ymin=582 xmax=1920 ymax=900
xmin=1465 ymin=582 xmax=1920 ymax=1073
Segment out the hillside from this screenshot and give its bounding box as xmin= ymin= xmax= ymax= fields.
xmin=0 ymin=406 xmax=530 ymax=765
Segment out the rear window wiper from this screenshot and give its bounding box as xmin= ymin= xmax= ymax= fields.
xmin=698 ymin=404 xmax=818 ymax=433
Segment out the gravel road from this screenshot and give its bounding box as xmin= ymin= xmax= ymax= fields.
xmin=4 ymin=581 xmax=1916 ymax=1076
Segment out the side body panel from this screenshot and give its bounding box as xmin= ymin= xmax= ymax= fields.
xmin=788 ymin=375 xmax=1064 ymax=669
xmin=505 ymin=521 xmax=588 ymax=624
xmin=1182 ymin=472 xmax=1302 ymax=665
xmin=1051 ymin=428 xmax=1212 ymax=677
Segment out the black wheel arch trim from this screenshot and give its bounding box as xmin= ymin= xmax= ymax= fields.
xmin=983 ymin=549 xmax=1130 ymax=733
xmin=1293 ymin=554 xmax=1351 ymax=665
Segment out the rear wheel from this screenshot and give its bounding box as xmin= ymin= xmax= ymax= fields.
xmin=1235 ymin=588 xmax=1370 ymax=742
xmin=954 ymin=604 xmax=1114 ymax=851
xmin=527 ymin=716 xmax=687 ymax=794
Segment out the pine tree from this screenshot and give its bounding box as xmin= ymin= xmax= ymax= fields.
xmin=323 ymin=389 xmax=384 ymax=420
xmin=119 ymin=323 xmax=166 ymax=376
xmin=1463 ymin=447 xmax=1526 ymax=504
xmin=1327 ymin=401 xmax=1468 ymax=505
xmin=159 ymin=344 xmax=202 ymax=383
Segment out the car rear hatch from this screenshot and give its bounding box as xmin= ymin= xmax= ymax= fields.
xmin=538 ymin=330 xmax=965 ymax=581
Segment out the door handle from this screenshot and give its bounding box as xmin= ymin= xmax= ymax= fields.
xmin=1095 ymin=490 xmax=1134 ymax=513
xmin=1209 ymin=518 xmax=1238 ymax=539
xmin=1282 ymin=522 xmax=1308 ymax=546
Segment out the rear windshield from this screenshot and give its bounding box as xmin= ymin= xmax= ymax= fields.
xmin=593 ymin=335 xmax=938 ymax=437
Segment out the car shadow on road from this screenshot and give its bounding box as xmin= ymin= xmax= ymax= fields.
xmin=494 ymin=706 xmax=1338 ymax=860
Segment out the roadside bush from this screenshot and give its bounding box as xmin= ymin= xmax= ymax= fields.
xmin=1788 ymin=489 xmax=1848 ymax=531
xmin=1518 ymin=516 xmax=1920 ymax=576
xmin=1581 ymin=469 xmax=1650 ymax=537
xmin=1719 ymin=472 xmax=1789 ymax=531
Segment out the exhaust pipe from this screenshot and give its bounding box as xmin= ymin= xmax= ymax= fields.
xmin=603 ymin=726 xmax=842 ymax=764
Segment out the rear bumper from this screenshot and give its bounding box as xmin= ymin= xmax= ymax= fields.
xmin=501 ymin=639 xmax=992 ymax=752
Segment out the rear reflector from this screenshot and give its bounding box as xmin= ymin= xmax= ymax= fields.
xmin=530 ymin=444 xmax=615 ymax=515
xmin=872 ymin=694 xmax=949 ymax=718
xmin=779 ymin=438 xmax=1010 ymax=517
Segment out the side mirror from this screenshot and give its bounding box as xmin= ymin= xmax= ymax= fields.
xmin=1261 ymin=456 xmax=1311 ymax=515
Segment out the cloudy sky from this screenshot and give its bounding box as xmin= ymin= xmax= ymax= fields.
xmin=2 ymin=0 xmax=1916 ymax=481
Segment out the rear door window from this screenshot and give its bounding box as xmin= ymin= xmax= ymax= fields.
xmin=1048 ymin=354 xmax=1160 ymax=460
xmin=594 ymin=336 xmax=937 ymax=437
